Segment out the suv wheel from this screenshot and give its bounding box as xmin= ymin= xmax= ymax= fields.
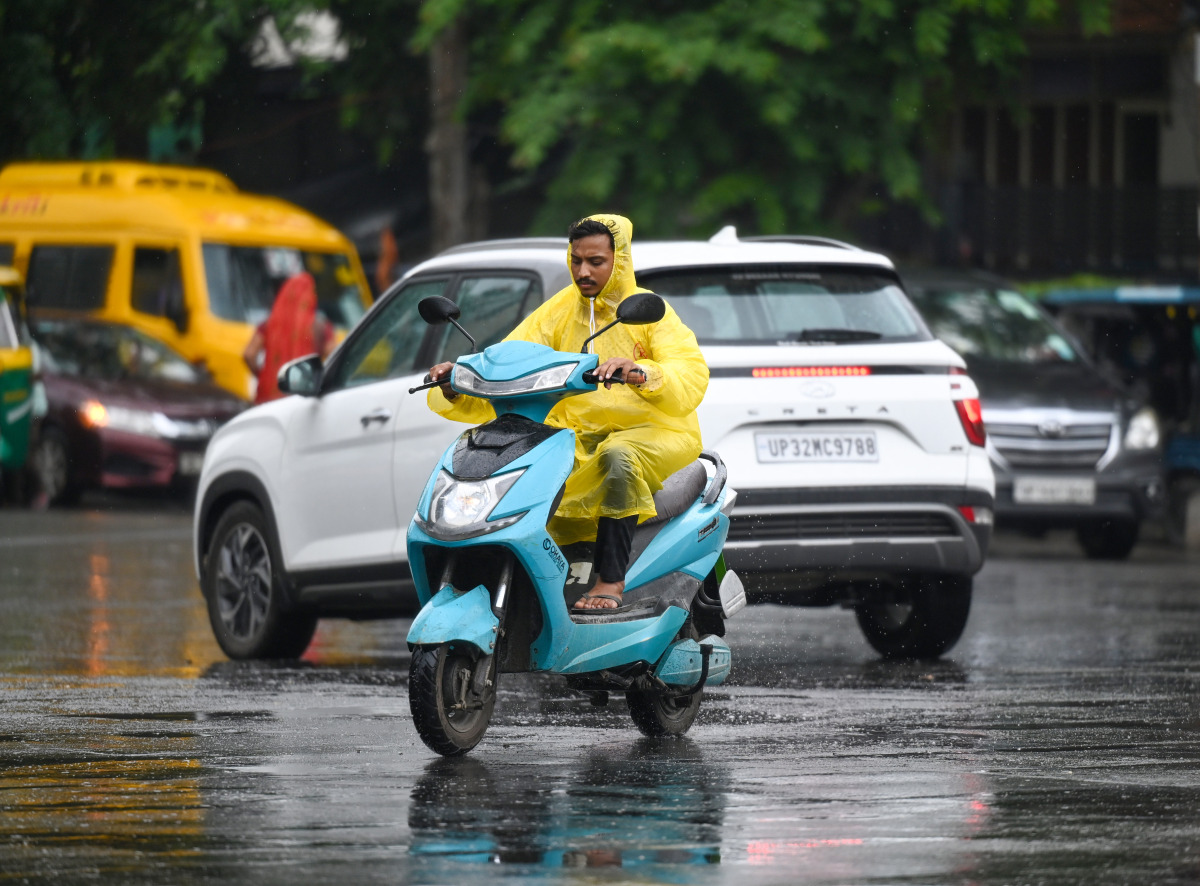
xmin=1076 ymin=519 xmax=1139 ymax=561
xmin=855 ymin=575 xmax=972 ymax=660
xmin=202 ymin=500 xmax=317 ymax=660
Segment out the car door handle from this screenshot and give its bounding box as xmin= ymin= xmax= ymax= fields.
xmin=360 ymin=409 xmax=392 ymax=428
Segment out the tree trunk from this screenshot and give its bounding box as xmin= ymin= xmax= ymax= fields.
xmin=426 ymin=19 xmax=471 ymax=253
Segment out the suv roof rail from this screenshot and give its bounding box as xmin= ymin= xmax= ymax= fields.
xmin=743 ymin=234 xmax=862 ymax=251
xmin=437 ymin=237 xmax=567 ymax=257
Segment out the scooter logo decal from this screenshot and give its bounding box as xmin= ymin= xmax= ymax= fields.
xmin=697 ymin=517 xmax=719 ymax=542
xmin=542 ymin=537 xmax=566 ymax=573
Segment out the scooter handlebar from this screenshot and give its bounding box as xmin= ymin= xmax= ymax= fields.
xmin=581 ymin=367 xmax=646 ymax=386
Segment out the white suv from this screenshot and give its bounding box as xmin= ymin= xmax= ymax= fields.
xmin=194 ymin=228 xmax=994 ymax=661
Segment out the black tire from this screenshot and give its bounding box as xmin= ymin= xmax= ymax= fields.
xmin=34 ymin=426 xmax=80 ymax=507
xmin=626 ymin=686 xmax=703 ymax=737
xmin=409 ymin=644 xmax=496 ymax=756
xmin=1076 ymin=519 xmax=1139 ymax=560
xmin=855 ymin=574 xmax=972 ymax=660
xmin=201 ymin=500 xmax=317 ymax=660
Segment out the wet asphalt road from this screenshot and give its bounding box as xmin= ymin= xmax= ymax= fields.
xmin=0 ymin=500 xmax=1198 ymax=885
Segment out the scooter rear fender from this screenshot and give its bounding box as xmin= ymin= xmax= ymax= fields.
xmin=406 ymin=585 xmax=499 ymax=655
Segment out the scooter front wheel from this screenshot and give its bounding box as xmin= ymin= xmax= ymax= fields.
xmin=409 ymin=644 xmax=497 ymax=756
xmin=627 ymin=686 xmax=702 ymax=737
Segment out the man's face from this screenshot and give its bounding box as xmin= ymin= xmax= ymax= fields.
xmin=570 ymin=233 xmax=615 ymax=298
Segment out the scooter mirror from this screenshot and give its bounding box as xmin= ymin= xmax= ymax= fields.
xmin=418 ymin=296 xmax=461 ymax=325
xmin=617 ymin=292 xmax=666 ymax=325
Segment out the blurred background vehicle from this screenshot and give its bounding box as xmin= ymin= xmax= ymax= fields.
xmin=0 ymin=265 xmax=34 ymax=502
xmin=31 ymin=318 xmax=245 ymax=507
xmin=1042 ymin=284 xmax=1200 ymax=548
xmin=0 ymin=161 xmax=374 ymax=401
xmin=903 ymin=269 xmax=1163 ymax=560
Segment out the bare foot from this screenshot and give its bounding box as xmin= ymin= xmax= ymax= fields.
xmin=573 ymin=579 xmax=625 ymax=610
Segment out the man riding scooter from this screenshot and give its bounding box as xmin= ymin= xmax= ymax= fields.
xmin=427 ymin=214 xmax=709 ymax=612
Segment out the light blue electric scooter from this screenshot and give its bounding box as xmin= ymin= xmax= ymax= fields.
xmin=404 ymin=293 xmax=745 ymax=756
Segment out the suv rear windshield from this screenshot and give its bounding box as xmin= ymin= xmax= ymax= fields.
xmin=639 ymin=266 xmax=928 ymax=345
xmin=908 ymin=285 xmax=1079 ymax=364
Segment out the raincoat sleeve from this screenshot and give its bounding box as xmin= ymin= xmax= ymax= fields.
xmin=427 ymin=385 xmax=496 ymax=424
xmin=632 ymin=303 xmax=709 ymax=418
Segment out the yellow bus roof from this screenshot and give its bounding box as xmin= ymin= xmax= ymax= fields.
xmin=0 ymin=161 xmax=351 ymax=250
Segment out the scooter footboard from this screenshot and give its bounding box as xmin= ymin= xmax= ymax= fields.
xmin=406 ymin=585 xmax=499 ymax=655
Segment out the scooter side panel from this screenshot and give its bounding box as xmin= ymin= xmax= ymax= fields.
xmin=406 ymin=585 xmax=499 ymax=653
xmin=549 ymin=607 xmax=688 ymax=674
xmin=626 ymin=507 xmax=729 ymax=589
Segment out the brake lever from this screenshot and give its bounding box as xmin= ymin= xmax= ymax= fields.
xmin=408 ymin=374 xmax=439 ymax=395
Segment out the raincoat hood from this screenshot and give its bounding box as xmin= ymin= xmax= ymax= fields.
xmin=567 ymin=214 xmax=639 ymax=313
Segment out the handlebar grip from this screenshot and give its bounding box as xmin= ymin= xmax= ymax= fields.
xmin=582 ymin=368 xmax=626 ymax=385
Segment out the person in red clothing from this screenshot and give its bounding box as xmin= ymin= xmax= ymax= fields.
xmin=242 ymin=271 xmax=335 ymax=404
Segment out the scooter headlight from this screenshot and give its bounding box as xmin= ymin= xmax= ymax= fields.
xmin=454 ymin=363 xmax=576 ymax=398
xmin=420 ymin=468 xmax=527 ymax=540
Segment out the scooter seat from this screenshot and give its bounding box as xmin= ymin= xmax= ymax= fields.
xmin=644 ymin=460 xmax=708 ymax=526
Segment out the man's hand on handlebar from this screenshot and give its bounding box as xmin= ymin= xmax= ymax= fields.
xmin=595 ymin=357 xmax=646 ymax=389
xmin=429 ymin=361 xmax=458 ymax=400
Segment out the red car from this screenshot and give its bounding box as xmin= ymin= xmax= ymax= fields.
xmin=31 ymin=318 xmax=245 ymax=506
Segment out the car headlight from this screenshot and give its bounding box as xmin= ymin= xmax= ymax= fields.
xmin=80 ymin=401 xmax=160 ymax=436
xmin=454 ymin=363 xmax=576 ymax=398
xmin=418 ymin=468 xmax=527 ymax=540
xmin=1124 ymin=407 xmax=1160 ymax=450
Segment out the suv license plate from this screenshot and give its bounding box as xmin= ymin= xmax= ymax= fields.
xmin=755 ymin=431 xmax=879 ymax=463
xmin=1013 ymin=476 xmax=1096 ymax=505
xmin=178 ymin=451 xmax=205 ymax=476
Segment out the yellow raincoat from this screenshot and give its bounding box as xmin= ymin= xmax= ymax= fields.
xmin=428 ymin=214 xmax=709 ymax=545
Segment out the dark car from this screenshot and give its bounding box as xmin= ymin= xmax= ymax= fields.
xmin=902 ymin=269 xmax=1163 ymax=560
xmin=31 ymin=318 xmax=245 ymax=505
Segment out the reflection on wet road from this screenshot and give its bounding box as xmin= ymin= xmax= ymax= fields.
xmin=0 ymin=507 xmax=1198 ymax=883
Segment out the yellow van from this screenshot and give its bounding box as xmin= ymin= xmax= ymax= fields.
xmin=0 ymin=161 xmax=373 ymax=400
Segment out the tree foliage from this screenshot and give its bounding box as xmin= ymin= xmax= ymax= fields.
xmin=437 ymin=0 xmax=1112 ymax=237
xmin=0 ymin=0 xmax=319 ymax=160
xmin=0 ymin=0 xmax=1113 ymax=240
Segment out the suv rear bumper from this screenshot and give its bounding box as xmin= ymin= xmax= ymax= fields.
xmin=724 ymin=485 xmax=993 ymax=581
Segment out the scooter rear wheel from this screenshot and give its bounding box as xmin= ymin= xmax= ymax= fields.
xmin=627 ymin=686 xmax=702 ymax=737
xmin=409 ymin=644 xmax=496 ymax=756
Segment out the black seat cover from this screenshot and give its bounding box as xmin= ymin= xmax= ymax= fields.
xmin=644 ymin=460 xmax=708 ymax=526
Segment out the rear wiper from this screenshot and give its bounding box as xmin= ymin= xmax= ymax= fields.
xmin=786 ymin=328 xmax=883 ymax=342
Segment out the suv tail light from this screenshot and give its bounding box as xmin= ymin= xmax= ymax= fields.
xmin=954 ymin=398 xmax=986 ymax=447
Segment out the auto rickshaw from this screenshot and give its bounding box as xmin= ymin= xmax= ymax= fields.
xmin=0 ymin=266 xmax=34 ymax=501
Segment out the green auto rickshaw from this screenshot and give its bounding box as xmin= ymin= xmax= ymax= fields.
xmin=0 ymin=265 xmax=34 ymax=500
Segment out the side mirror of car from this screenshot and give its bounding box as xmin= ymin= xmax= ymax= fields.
xmin=617 ymin=292 xmax=666 ymax=325
xmin=277 ymin=353 xmax=323 ymax=397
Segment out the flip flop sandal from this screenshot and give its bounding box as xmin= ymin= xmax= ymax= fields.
xmin=571 ymin=593 xmax=630 ymax=615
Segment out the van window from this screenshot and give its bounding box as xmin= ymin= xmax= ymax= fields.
xmin=432 ymin=275 xmax=540 ymax=364
xmin=26 ymin=245 xmax=114 ymax=311
xmin=132 ymin=247 xmax=184 ymax=319
xmin=0 ymin=243 xmax=14 ymax=266
xmin=202 ymin=244 xmax=366 ymax=330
